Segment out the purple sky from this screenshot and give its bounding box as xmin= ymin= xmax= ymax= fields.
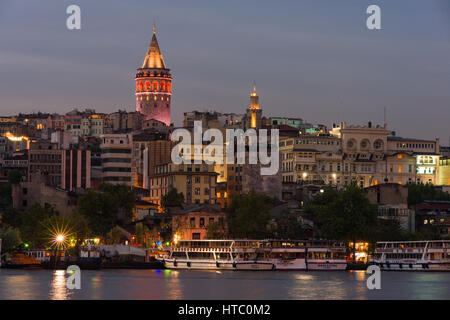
xmin=0 ymin=0 xmax=449 ymax=143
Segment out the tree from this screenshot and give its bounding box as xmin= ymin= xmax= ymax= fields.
xmin=228 ymin=191 xmax=274 ymax=239
xmin=408 ymin=183 xmax=450 ymax=206
xmin=0 ymin=183 xmax=12 ymax=209
xmin=7 ymin=169 xmax=22 ymax=185
xmin=272 ymin=209 xmax=305 ymax=240
xmin=1 ymin=207 xmax=22 ymax=228
xmin=107 ymin=226 xmax=126 ymax=244
xmin=306 ymin=183 xmax=378 ymax=263
xmin=77 ymin=190 xmax=119 ymax=236
xmin=18 ymin=204 xmax=56 ymax=248
xmin=135 ymin=222 xmax=146 ymax=246
xmin=98 ymin=183 xmax=135 ymax=220
xmin=161 ymin=188 xmax=184 ymax=210
xmin=206 ymin=217 xmax=228 ymax=239
xmin=0 ymin=227 xmax=22 ymax=252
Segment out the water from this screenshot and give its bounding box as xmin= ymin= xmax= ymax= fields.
xmin=0 ymin=269 xmax=449 ymax=300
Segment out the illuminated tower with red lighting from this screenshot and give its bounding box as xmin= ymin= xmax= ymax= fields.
xmin=135 ymin=24 xmax=172 ymax=125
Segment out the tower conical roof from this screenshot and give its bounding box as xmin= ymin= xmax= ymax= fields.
xmin=141 ymin=24 xmax=167 ymax=69
xmin=250 ymin=81 xmax=260 ymax=109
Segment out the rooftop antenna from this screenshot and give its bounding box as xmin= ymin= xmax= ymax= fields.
xmin=383 ymin=106 xmax=387 ymax=128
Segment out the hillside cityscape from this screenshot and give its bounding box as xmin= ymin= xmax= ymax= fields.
xmin=0 ymin=25 xmax=449 ymax=265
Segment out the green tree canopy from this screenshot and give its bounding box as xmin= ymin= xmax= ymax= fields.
xmin=305 ymin=183 xmax=378 ymax=262
xmin=272 ymin=209 xmax=306 ymax=240
xmin=206 ymin=217 xmax=228 ymax=239
xmin=77 ymin=189 xmax=119 ymax=236
xmin=161 ymin=188 xmax=184 ymax=209
xmin=18 ymin=204 xmax=56 ymax=248
xmin=1 ymin=207 xmax=21 ymax=228
xmin=0 ymin=226 xmax=22 ymax=252
xmin=228 ymin=191 xmax=275 ymax=239
xmin=7 ymin=169 xmax=22 ymax=185
xmin=98 ymin=183 xmax=135 ymax=219
xmin=407 ymin=183 xmax=450 ymax=206
xmin=107 ymin=225 xmax=126 ymax=244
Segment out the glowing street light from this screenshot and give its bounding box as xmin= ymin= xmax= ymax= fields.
xmin=173 ymin=233 xmax=180 ymax=245
xmin=56 ymin=234 xmax=65 ymax=243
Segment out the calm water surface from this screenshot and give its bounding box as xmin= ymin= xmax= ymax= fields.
xmin=0 ymin=269 xmax=449 ymax=300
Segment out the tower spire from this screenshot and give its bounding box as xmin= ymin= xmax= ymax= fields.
xmin=141 ymin=23 xmax=166 ymax=69
xmin=249 ymin=81 xmax=259 ymax=109
xmin=252 ymin=81 xmax=257 ymax=96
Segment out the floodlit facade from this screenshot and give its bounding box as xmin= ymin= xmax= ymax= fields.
xmin=148 ymin=163 xmax=218 ymax=207
xmin=280 ymin=122 xmax=442 ymax=192
xmin=135 ymin=24 xmax=172 ymax=126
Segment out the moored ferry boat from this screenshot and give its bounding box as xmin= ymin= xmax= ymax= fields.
xmin=372 ymin=240 xmax=450 ymax=271
xmin=306 ymin=240 xmax=347 ymax=271
xmin=164 ymin=239 xmax=347 ymax=271
xmin=164 ymin=240 xmax=274 ymax=270
xmin=260 ymin=240 xmax=307 ymax=270
xmin=164 ymin=240 xmax=241 ymax=270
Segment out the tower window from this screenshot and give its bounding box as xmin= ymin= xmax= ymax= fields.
xmin=167 ymin=104 xmax=169 ymax=108
xmin=154 ymin=103 xmax=157 ymax=108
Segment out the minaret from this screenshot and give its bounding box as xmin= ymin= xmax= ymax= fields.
xmin=135 ymin=24 xmax=172 ymax=126
xmin=246 ymin=82 xmax=262 ymax=130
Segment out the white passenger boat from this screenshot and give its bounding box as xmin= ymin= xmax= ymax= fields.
xmin=164 ymin=239 xmax=348 ymax=271
xmin=260 ymin=240 xmax=307 ymax=270
xmin=372 ymin=240 xmax=450 ymax=271
xmin=306 ymin=240 xmax=347 ymax=271
xmin=164 ymin=240 xmax=273 ymax=270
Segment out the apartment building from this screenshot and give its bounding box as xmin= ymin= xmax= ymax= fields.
xmin=148 ymin=163 xmax=218 ymax=207
xmin=100 ymin=133 xmax=132 ymax=185
xmin=28 ymin=140 xmax=91 ymax=190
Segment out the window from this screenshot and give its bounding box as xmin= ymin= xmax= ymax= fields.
xmin=190 ymin=218 xmax=195 ymax=228
xmin=200 ymin=218 xmax=205 ymax=227
xmin=192 ymin=233 xmax=201 ymax=240
xmin=374 ymin=140 xmax=383 ymax=150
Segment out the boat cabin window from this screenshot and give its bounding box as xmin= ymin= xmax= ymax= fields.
xmin=188 ymin=252 xmax=214 ymax=260
xmin=215 ymin=253 xmax=231 ymax=260
xmin=171 ymin=252 xmax=187 ymax=259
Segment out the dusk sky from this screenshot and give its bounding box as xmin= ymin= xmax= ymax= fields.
xmin=1 ymin=0 xmax=449 ymax=143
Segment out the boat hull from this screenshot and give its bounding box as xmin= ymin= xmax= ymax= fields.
xmin=373 ymin=261 xmax=450 ymax=271
xmin=272 ymin=259 xmax=306 ymax=271
xmin=235 ymin=262 xmax=274 ymax=271
xmin=306 ymin=260 xmax=348 ymax=271
xmin=164 ymin=259 xmax=236 ymax=270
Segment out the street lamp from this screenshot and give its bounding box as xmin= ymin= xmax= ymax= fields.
xmin=56 ymin=234 xmax=65 ymax=244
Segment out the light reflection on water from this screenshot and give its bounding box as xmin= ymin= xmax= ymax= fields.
xmin=0 ymin=269 xmax=449 ymax=300
xmin=50 ymin=270 xmax=70 ymax=300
